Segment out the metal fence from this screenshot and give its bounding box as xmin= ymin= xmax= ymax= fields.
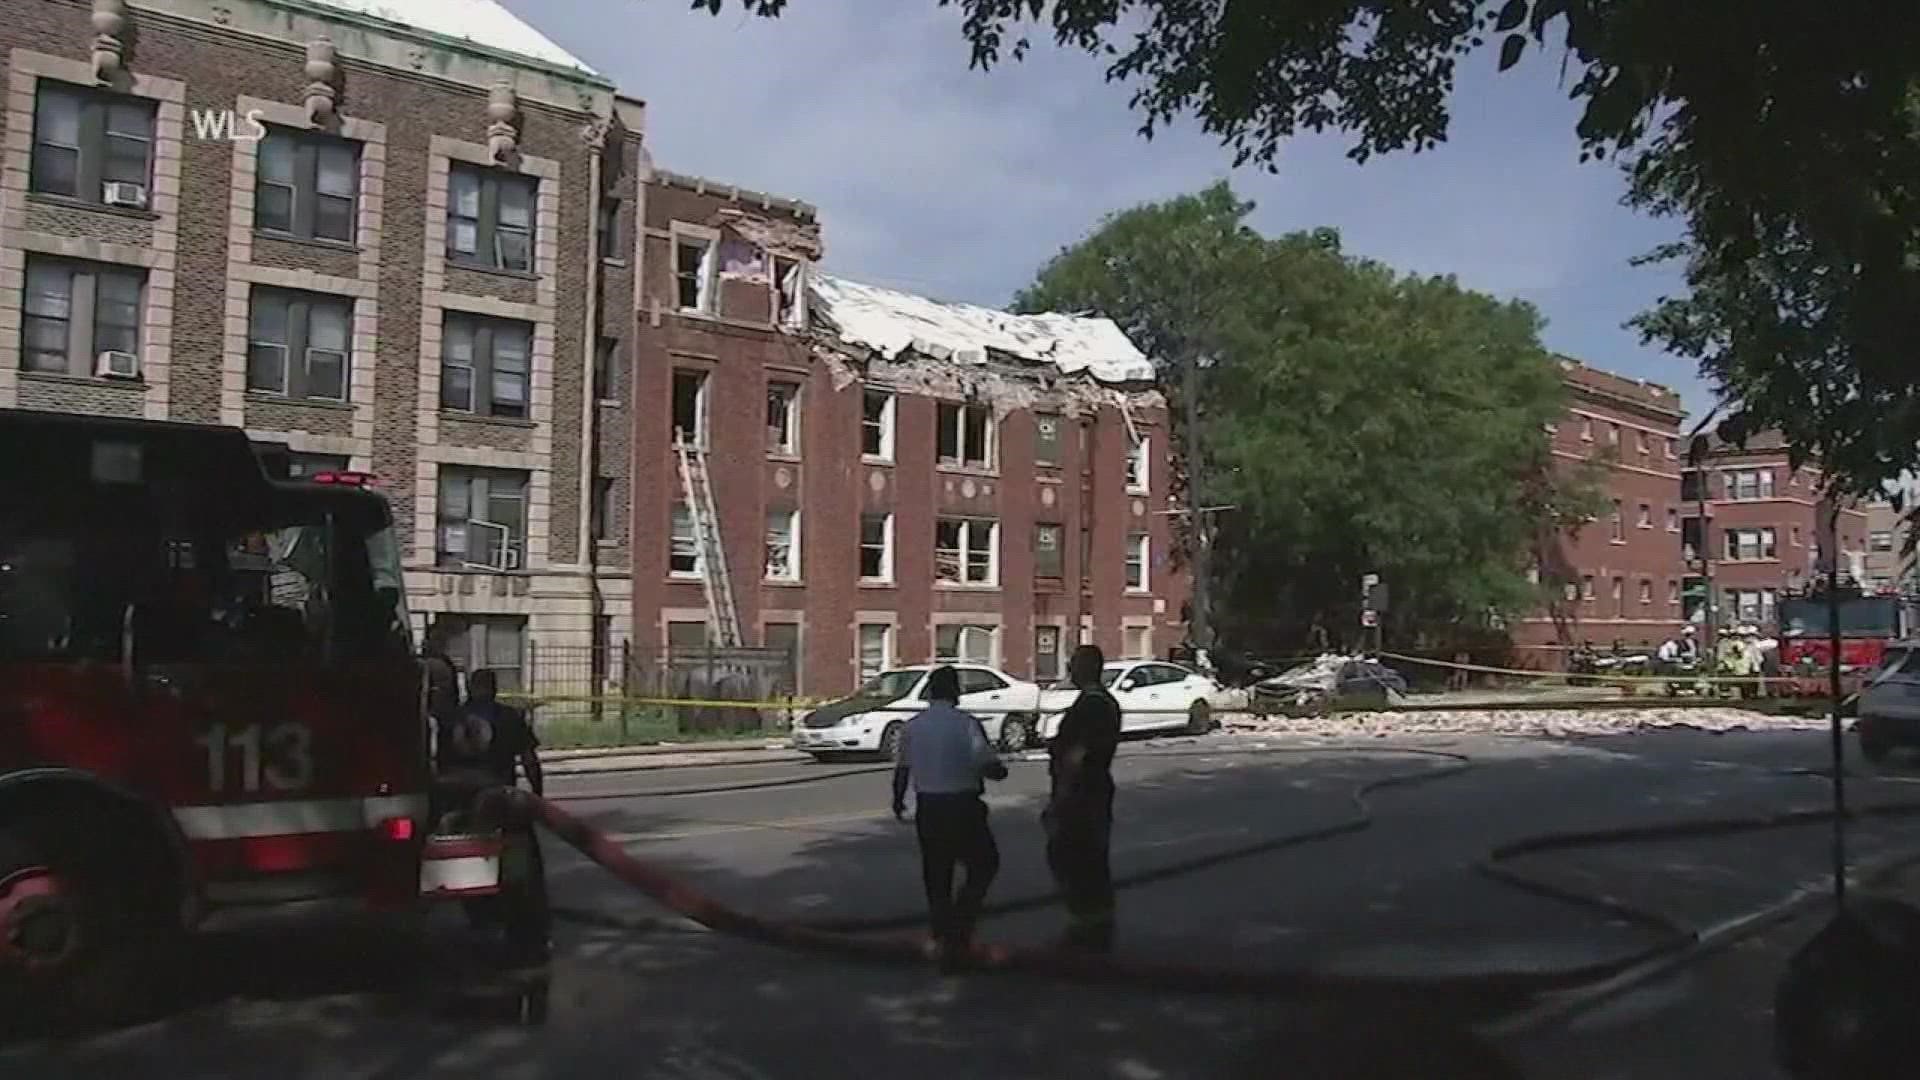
xmin=524 ymin=640 xmax=800 ymax=743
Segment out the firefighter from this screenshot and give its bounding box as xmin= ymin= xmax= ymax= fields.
xmin=445 ymin=668 xmax=549 ymax=961
xmin=1045 ymin=644 xmax=1123 ymax=953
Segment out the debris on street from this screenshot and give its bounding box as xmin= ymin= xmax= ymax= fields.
xmin=1222 ymin=705 xmax=1830 ymax=740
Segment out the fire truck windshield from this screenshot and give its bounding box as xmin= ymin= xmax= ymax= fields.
xmin=0 ymin=492 xmax=410 ymax=667
xmin=1778 ymin=596 xmax=1901 ymax=639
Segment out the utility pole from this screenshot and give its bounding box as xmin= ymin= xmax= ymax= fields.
xmin=1182 ymin=343 xmax=1212 ymax=653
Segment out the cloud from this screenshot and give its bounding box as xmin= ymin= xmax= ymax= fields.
xmin=506 ymin=0 xmax=1710 ymax=418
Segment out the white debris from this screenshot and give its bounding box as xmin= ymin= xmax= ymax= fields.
xmin=309 ymin=0 xmax=597 ymax=74
xmin=808 ymin=275 xmax=1157 ymax=384
xmin=1221 ymin=707 xmax=1831 ymax=740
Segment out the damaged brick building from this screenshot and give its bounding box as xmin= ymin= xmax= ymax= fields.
xmin=628 ymin=170 xmax=1187 ymax=696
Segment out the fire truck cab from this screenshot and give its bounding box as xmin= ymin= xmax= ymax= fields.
xmin=0 ymin=409 xmax=502 ymax=1018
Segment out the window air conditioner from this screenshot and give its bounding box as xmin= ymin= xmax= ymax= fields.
xmin=95 ymin=350 xmax=140 ymax=379
xmin=102 ymin=182 xmax=148 ymax=209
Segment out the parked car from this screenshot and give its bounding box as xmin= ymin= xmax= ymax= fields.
xmin=1036 ymin=661 xmax=1227 ymax=742
xmin=791 ymin=665 xmax=1043 ymax=760
xmin=1854 ymin=640 xmax=1920 ymax=762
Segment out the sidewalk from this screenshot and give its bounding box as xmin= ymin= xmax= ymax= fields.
xmin=543 ymin=740 xmax=805 ymax=775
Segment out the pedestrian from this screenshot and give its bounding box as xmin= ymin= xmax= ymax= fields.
xmin=443 ymin=668 xmax=549 ymax=960
xmin=891 ymin=664 xmax=1008 ymax=968
xmin=1046 ymin=643 xmax=1123 ymax=953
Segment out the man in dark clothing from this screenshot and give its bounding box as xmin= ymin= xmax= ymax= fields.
xmin=444 ymin=668 xmax=548 ymax=960
xmin=1046 ymin=644 xmax=1122 ymax=953
xmin=892 ymin=665 xmax=1008 ymax=968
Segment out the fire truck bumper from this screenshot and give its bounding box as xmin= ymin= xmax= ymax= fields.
xmin=419 ymin=833 xmax=504 ymax=898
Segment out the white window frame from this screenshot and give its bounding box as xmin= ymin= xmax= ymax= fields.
xmin=856 ymin=623 xmax=892 ymax=681
xmin=764 ymin=508 xmax=801 ymax=583
xmin=862 ymin=388 xmax=896 ymax=462
xmin=671 ymin=368 xmax=709 ymax=449
xmin=934 ymin=624 xmax=998 ymax=665
xmin=859 ymin=512 xmax=894 ymax=584
xmin=671 ymin=224 xmax=718 ymax=314
xmin=1126 ymin=434 xmax=1150 ymax=493
xmin=767 ymin=379 xmax=801 ymax=457
xmin=1580 ymin=417 xmax=1593 ymax=442
xmin=1581 ymin=575 xmax=1595 ymax=601
xmin=1667 ymin=506 xmax=1681 ymax=532
xmin=934 ymin=517 xmax=999 ymax=586
xmin=1636 ymin=502 xmax=1652 ymax=529
xmin=669 ymin=503 xmax=702 ymax=578
xmin=771 ymin=256 xmax=807 ymax=330
xmin=936 ymin=402 xmax=994 ymax=470
xmin=1125 ymin=532 xmax=1150 ymax=592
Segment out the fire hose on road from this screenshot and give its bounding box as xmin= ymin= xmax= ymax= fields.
xmin=533 ymin=741 xmax=1920 ymax=1011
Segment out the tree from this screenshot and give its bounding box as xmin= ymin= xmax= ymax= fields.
xmin=704 ymin=0 xmax=1920 ymax=496
xmin=1014 ymin=183 xmax=1597 ymax=652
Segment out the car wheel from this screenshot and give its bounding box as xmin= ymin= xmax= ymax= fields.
xmin=879 ymin=721 xmax=905 ymax=761
xmin=999 ymin=715 xmax=1031 ymax=753
xmin=1186 ymin=699 xmax=1215 ymax=736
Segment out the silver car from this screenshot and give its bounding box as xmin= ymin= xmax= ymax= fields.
xmin=1854 ymin=640 xmax=1920 ymax=762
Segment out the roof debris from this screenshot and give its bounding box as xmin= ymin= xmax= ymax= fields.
xmin=714 ymin=208 xmax=823 ymax=261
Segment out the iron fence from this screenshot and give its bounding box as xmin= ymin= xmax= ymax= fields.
xmin=524 ymin=640 xmax=800 ymax=744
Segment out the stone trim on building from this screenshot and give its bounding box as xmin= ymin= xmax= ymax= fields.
xmin=0 ymin=49 xmax=185 ymax=420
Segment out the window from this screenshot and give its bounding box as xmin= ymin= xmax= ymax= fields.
xmin=597 ymin=198 xmax=621 ymax=261
xmin=1580 ymin=417 xmax=1593 ymax=442
xmin=1612 ymin=576 xmax=1625 ymax=617
xmin=1871 ymin=531 xmax=1897 ymax=553
xmin=862 ymin=389 xmax=895 ymax=460
xmin=672 ymin=369 xmax=708 ymax=447
xmin=859 ymin=513 xmax=892 ymax=582
xmin=934 ymin=518 xmax=997 ymax=585
xmin=1125 ymin=532 xmax=1150 ymax=591
xmin=764 ymin=622 xmax=800 ymax=694
xmin=1726 ymin=589 xmax=1779 ymax=625
xmin=247 ymin=288 xmax=351 ymax=401
xmin=1760 ymin=469 xmax=1776 ymax=498
xmin=1637 ymin=502 xmax=1652 ymax=529
xmin=1667 ymin=506 xmax=1680 ymax=532
xmin=438 ymin=615 xmax=526 ymax=693
xmin=1668 ymin=579 xmax=1681 ymax=605
xmin=440 ymin=313 xmax=530 ymax=419
xmin=1608 ymin=423 xmax=1621 ymax=447
xmin=594 ymin=337 xmax=620 ymax=402
xmin=669 ymin=504 xmax=701 ymax=577
xmin=935 ymin=624 xmax=996 ymax=664
xmin=1637 ymin=430 xmax=1649 ymax=455
xmin=667 ymin=620 xmax=707 ymax=653
xmin=1665 ymin=437 xmax=1676 ymax=459
xmin=1610 ymin=499 xmax=1625 ymax=542
xmin=20 ymin=257 xmax=143 ymax=376
xmin=1581 ymin=575 xmax=1595 ymax=601
xmin=767 ymin=380 xmax=800 ymax=456
xmin=256 ymin=129 xmax=357 ymax=243
xmin=772 ymin=256 xmax=805 ymax=329
xmin=31 ymin=83 xmax=154 ymax=204
xmin=436 ymin=467 xmax=528 ymax=571
xmin=1725 ymin=527 xmax=1779 ymax=562
xmin=674 ymin=233 xmax=714 ymax=312
xmin=590 ymin=477 xmax=613 ymax=542
xmin=1639 ymin=579 xmax=1653 ymax=605
xmin=1034 ymin=625 xmax=1062 ymax=683
xmin=1126 ymin=434 xmax=1150 ymax=493
xmin=1727 ymin=469 xmax=1776 ymax=501
xmin=447 ymin=166 xmax=536 ymax=272
xmin=1792 ymin=525 xmax=1802 ymax=547
xmin=1123 ymin=625 xmax=1152 ymax=661
xmin=764 ymin=509 xmax=800 ymax=582
xmin=936 ymin=402 xmax=993 ymax=469
xmin=1035 ymin=523 xmax=1064 ymax=579
xmin=857 ymin=624 xmax=892 ymax=681
xmin=1035 ymin=413 xmax=1063 ymax=467
xmin=286 ymin=452 xmax=349 ymax=479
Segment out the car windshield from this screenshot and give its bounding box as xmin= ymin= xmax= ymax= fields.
xmin=857 ymin=669 xmax=924 ymax=700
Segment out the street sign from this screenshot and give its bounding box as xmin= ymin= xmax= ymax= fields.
xmin=1360 ymin=610 xmax=1379 ymax=628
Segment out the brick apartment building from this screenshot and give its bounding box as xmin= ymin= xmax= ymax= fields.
xmin=628 ymin=169 xmax=1186 ymax=696
xmin=1686 ymin=431 xmax=1871 ymax=629
xmin=0 ymin=0 xmax=645 ymax=689
xmin=1864 ymin=492 xmax=1915 ymax=594
xmin=1518 ymin=359 xmax=1689 ymax=653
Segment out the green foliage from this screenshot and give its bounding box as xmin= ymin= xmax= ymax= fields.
xmin=1014 ymin=183 xmax=1579 ymax=650
xmin=706 ymin=0 xmax=1920 ymax=496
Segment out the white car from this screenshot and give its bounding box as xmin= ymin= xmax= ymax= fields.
xmin=1037 ymin=661 xmax=1225 ymax=741
xmin=1855 ymin=640 xmax=1920 ymax=762
xmin=791 ymin=665 xmax=1044 ymax=760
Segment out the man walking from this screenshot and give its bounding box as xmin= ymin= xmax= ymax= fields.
xmin=1046 ymin=644 xmax=1123 ymax=953
xmin=892 ymin=665 xmax=1007 ymax=968
xmin=442 ymin=668 xmax=549 ymax=961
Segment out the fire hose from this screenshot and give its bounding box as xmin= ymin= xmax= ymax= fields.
xmin=534 ymin=744 xmax=1920 ymax=1011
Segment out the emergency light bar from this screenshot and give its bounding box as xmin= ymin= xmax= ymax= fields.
xmin=311 ymin=470 xmax=378 ymax=488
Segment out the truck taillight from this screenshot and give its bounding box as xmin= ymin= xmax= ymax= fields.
xmin=378 ymin=816 xmax=415 ymax=842
xmin=313 ymin=470 xmax=378 ymax=488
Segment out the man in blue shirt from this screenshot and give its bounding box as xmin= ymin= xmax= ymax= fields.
xmin=892 ymin=665 xmax=1008 ymax=967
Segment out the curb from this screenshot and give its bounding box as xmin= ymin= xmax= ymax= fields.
xmin=543 ymin=740 xmax=791 ymax=761
xmin=546 ymin=749 xmax=810 ymax=777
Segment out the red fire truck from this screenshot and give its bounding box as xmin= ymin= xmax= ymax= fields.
xmin=0 ymin=409 xmax=507 ymax=1019
xmin=1776 ymin=585 xmax=1911 ymax=696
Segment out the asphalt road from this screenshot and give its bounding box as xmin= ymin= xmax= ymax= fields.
xmin=10 ymin=727 xmax=1920 ymax=1078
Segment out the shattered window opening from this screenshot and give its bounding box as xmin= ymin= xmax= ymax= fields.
xmin=767 ymin=380 xmax=801 ymax=456
xmin=669 ymin=504 xmax=701 ymax=577
xmin=764 ymin=509 xmax=800 ymax=582
xmin=1126 ymin=433 xmax=1150 ymax=492
xmin=862 ymin=389 xmax=896 ymax=460
xmin=935 ymin=517 xmax=997 ymax=586
xmin=772 ymin=256 xmax=806 ymax=329
xmin=672 ymin=369 xmax=708 ymax=448
xmin=935 ymin=624 xmax=996 ymax=665
xmin=937 ymin=402 xmax=993 ymax=469
xmin=860 ymin=513 xmax=892 ymax=582
xmin=674 ymin=234 xmax=715 ymax=312
xmin=1125 ymin=532 xmax=1149 ymax=591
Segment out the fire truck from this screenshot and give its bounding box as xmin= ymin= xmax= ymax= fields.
xmin=0 ymin=409 xmax=509 ymax=1020
xmin=1776 ymin=584 xmax=1911 ymax=696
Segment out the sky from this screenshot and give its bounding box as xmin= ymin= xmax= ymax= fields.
xmin=502 ymin=0 xmax=1711 ymax=420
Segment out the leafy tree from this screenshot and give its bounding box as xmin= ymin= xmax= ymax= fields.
xmin=703 ymin=0 xmax=1920 ymax=496
xmin=1014 ymin=183 xmax=1598 ymax=652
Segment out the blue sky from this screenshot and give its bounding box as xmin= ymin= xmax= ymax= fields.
xmin=504 ymin=0 xmax=1709 ymax=419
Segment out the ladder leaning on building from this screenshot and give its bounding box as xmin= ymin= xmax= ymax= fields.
xmin=675 ymin=438 xmax=743 ymax=647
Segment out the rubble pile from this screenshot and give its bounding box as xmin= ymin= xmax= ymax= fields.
xmin=1221 ymin=705 xmax=1830 ymax=740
